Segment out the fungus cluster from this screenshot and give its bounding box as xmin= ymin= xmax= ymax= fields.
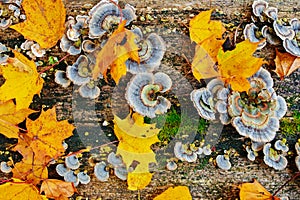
xmin=191 ymin=68 xmax=287 ymax=143
xmin=244 ymin=0 xmax=300 ymax=56
xmin=174 ymin=142 xmax=212 ymax=163
xmin=55 ymin=154 xmax=91 ymax=186
xmin=0 ymin=0 xmax=24 ymax=30
xmin=20 ymin=40 xmax=46 ymax=60
xmin=263 ymin=142 xmax=288 ymax=170
xmin=125 ymin=72 xmax=172 ymax=118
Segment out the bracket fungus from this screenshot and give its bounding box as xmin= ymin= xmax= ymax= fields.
xmin=55 ymin=163 xmax=70 ymax=177
xmin=246 ymin=146 xmax=258 ymax=161
xmin=88 ymin=0 xmax=136 ymax=39
xmin=263 ymin=143 xmax=288 ymax=170
xmin=243 ymin=23 xmax=266 ymax=49
xmin=66 ymin=55 xmax=101 ymax=99
xmin=252 ymin=0 xmax=268 ymax=18
xmin=166 ymin=160 xmax=178 ymax=171
xmin=55 ymin=70 xmax=71 ymax=88
xmin=77 ymin=172 xmax=91 ymax=185
xmin=174 ymin=142 xmax=198 ymax=163
xmin=191 ymin=68 xmax=287 ymax=143
xmin=64 ymin=171 xmax=80 ymax=187
xmin=0 ymin=161 xmax=12 ymax=173
xmin=125 ymin=72 xmax=172 ymax=118
xmin=274 ymin=139 xmax=289 ymax=153
xmin=114 ymin=165 xmax=128 ymax=180
xmin=126 ymin=27 xmax=166 ymax=74
xmin=94 ymin=161 xmax=110 ymax=182
xmin=216 ymin=155 xmax=231 ymax=170
xmin=0 ymin=43 xmax=9 ymax=65
xmin=107 ymin=152 xmax=124 ymax=167
xmin=65 ymin=154 xmax=80 ymax=170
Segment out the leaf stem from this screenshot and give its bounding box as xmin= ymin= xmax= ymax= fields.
xmin=38 ymin=53 xmax=70 ymax=74
xmin=272 ymin=172 xmax=300 ymax=196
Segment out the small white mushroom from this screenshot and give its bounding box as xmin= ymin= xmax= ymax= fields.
xmin=295 ymin=141 xmax=300 ymax=155
xmin=114 ymin=165 xmax=128 ymax=180
xmin=264 ymin=6 xmax=278 ymax=20
xmin=94 ymin=161 xmax=109 ymax=182
xmin=65 ymin=155 xmax=80 ymax=170
xmin=107 ymin=152 xmax=123 ymax=167
xmin=20 ymin=40 xmax=34 ymax=50
xmin=0 ymin=161 xmax=12 ymax=173
xmin=216 ymin=155 xmax=231 ymax=170
xmin=246 ymin=146 xmax=258 ymax=161
xmin=77 ymin=172 xmax=91 ymax=184
xmin=295 ymin=156 xmax=300 ymax=171
xmin=55 ymin=163 xmax=69 ymax=177
xmin=78 ymin=80 xmax=101 ymax=99
xmin=190 ymin=88 xmax=215 ymax=121
xmin=251 ymin=141 xmax=265 ymax=151
xmin=174 ymin=142 xmax=185 ymax=161
xmin=203 ymin=145 xmax=212 ymax=156
xmin=55 ymin=70 xmax=71 ymax=88
xmin=0 ymin=18 xmax=12 ymax=30
xmin=252 ymin=0 xmax=268 ymax=17
xmin=263 ymin=143 xmax=288 ymax=170
xmin=64 ymin=171 xmax=80 ymax=186
xmin=166 ymin=160 xmax=178 ymax=171
xmin=273 ymin=21 xmax=295 ymax=40
xmin=283 ymin=39 xmax=300 ymax=57
xmin=82 ymin=40 xmax=96 ymax=53
xmin=66 ymin=55 xmax=91 ymax=85
xmin=274 ymin=139 xmax=289 ymax=152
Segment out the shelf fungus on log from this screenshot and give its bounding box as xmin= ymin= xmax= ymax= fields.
xmin=283 ymin=18 xmax=300 ymax=57
xmin=126 ymin=27 xmax=166 ymax=74
xmin=94 ymin=161 xmax=110 ymax=182
xmin=125 ymin=72 xmax=172 ymax=118
xmin=66 ymin=55 xmax=101 ymax=99
xmin=263 ymin=143 xmax=288 ymax=170
xmin=88 ymin=0 xmax=136 ymax=39
xmin=216 ymin=155 xmax=231 ymax=170
xmin=191 ymin=68 xmax=287 ymax=143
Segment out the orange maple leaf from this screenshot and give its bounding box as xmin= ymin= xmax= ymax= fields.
xmin=192 ymin=36 xmax=224 ymax=80
xmin=12 ymin=151 xmax=49 ymax=185
xmin=189 ymin=9 xmax=226 ymax=44
xmin=10 ymin=0 xmax=66 ymax=48
xmin=239 ymin=179 xmax=280 ymax=200
xmin=13 ymin=107 xmax=74 ymax=162
xmin=0 ymin=178 xmax=47 ymax=200
xmin=93 ymin=20 xmax=140 ymax=84
xmin=274 ymin=49 xmax=300 ymax=80
xmin=0 ymin=51 xmax=44 ymax=110
xmin=0 ymin=100 xmax=34 ymax=138
xmin=217 ymin=40 xmax=265 ymax=92
xmin=40 ymin=179 xmax=78 ymax=200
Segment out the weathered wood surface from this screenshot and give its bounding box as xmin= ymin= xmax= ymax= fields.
xmin=0 ymin=0 xmax=300 ymax=199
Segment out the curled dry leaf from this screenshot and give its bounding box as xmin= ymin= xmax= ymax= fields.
xmin=0 ymin=178 xmax=47 ymax=200
xmin=153 ymin=186 xmax=192 ymax=200
xmin=0 ymin=100 xmax=34 ymax=138
xmin=10 ymin=0 xmax=66 ymax=48
xmin=189 ymin=9 xmax=226 ymax=44
xmin=274 ymin=49 xmax=300 ymax=80
xmin=93 ymin=20 xmax=140 ymax=84
xmin=239 ymin=179 xmax=280 ymax=200
xmin=40 ymin=179 xmax=78 ymax=200
xmin=0 ymin=51 xmax=44 ymax=110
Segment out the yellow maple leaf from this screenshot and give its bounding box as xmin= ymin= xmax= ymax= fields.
xmin=192 ymin=36 xmax=224 ymax=80
xmin=0 ymin=178 xmax=47 ymax=200
xmin=127 ymin=172 xmax=153 ymax=191
xmin=40 ymin=179 xmax=78 ymax=200
xmin=0 ymin=100 xmax=34 ymax=138
xmin=189 ymin=9 xmax=226 ymax=44
xmin=217 ymin=40 xmax=265 ymax=92
xmin=10 ymin=0 xmax=66 ymax=48
xmin=0 ymin=51 xmax=44 ymax=110
xmin=93 ymin=20 xmax=140 ymax=84
xmin=153 ymin=186 xmax=192 ymax=200
xmin=274 ymin=49 xmax=300 ymax=80
xmin=239 ymin=179 xmax=280 ymax=200
xmin=14 ymin=107 xmax=74 ymax=161
xmin=113 ymin=113 xmax=160 ymax=190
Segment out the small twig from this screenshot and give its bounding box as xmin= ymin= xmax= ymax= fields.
xmin=38 ymin=53 xmax=70 ymax=74
xmin=273 ymin=172 xmax=300 ymax=196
